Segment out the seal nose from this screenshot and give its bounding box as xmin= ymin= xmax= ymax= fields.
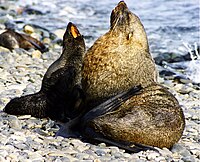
xmin=117 ymin=1 xmax=127 ymax=10
xmin=67 ymin=22 xmax=81 ymax=38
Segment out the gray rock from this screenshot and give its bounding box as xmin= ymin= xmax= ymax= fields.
xmin=95 ymin=149 xmax=108 ymax=156
xmin=0 ymin=150 xmax=8 ymax=157
xmin=0 ymin=156 xmax=5 ymax=162
xmin=181 ymin=155 xmax=196 ymax=162
xmin=147 ymin=152 xmax=160 ymax=160
xmin=172 ymin=144 xmax=192 ymax=157
xmin=75 ymin=153 xmax=90 ymax=160
xmin=7 ymin=115 xmax=22 ymax=130
xmin=14 ymin=143 xmax=29 ymax=150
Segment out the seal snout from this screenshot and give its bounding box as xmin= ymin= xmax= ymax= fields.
xmin=67 ymin=22 xmax=81 ymax=38
xmin=115 ymin=1 xmax=128 ymax=12
xmin=110 ymin=1 xmax=130 ymax=30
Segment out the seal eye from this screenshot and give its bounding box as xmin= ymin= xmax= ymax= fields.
xmin=70 ymin=25 xmax=80 ymax=38
xmin=127 ymin=32 xmax=133 ymax=40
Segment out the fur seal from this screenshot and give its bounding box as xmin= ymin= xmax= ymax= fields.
xmin=0 ymin=29 xmax=47 ymax=52
xmin=82 ymin=1 xmax=158 ymax=110
xmin=79 ymin=1 xmax=185 ymax=151
xmin=4 ymin=22 xmax=86 ymax=122
xmin=81 ymin=83 xmax=185 ymax=149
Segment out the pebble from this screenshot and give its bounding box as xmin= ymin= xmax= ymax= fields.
xmin=24 ymin=25 xmax=35 ymax=34
xmin=32 ymin=50 xmax=42 ymax=59
xmin=147 ymin=152 xmax=160 ymax=160
xmin=7 ymin=115 xmax=22 ymax=130
xmin=181 ymin=155 xmax=196 ymax=162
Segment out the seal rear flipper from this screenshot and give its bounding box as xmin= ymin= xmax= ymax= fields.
xmin=93 ymin=137 xmax=158 ymax=153
xmin=55 ymin=118 xmax=81 ymax=138
xmin=82 ymin=127 xmax=158 ymax=153
xmin=4 ymin=91 xmax=48 ymax=118
xmin=21 ymin=33 xmax=48 ymax=52
xmin=82 ymin=85 xmax=142 ymax=122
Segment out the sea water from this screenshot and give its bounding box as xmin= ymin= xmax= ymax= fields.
xmin=3 ymin=0 xmax=200 ymax=83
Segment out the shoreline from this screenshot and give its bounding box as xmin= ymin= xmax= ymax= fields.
xmin=0 ymin=45 xmax=199 ymax=161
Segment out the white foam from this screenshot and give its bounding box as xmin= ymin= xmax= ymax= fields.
xmin=183 ymin=42 xmax=200 ymax=83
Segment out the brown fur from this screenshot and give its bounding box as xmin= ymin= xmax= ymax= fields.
xmin=82 ymin=1 xmax=157 ymax=109
xmin=81 ymin=1 xmax=185 ymax=149
xmin=85 ymin=84 xmax=185 ymax=148
xmin=0 ymin=30 xmax=47 ymax=52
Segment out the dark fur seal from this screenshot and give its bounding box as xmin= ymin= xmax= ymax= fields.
xmin=4 ymin=22 xmax=86 ymax=122
xmin=0 ymin=29 xmax=47 ymax=52
xmin=82 ymin=1 xmax=158 ymax=110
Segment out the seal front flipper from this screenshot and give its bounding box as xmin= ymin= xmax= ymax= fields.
xmin=82 ymin=85 xmax=142 ymax=122
xmin=4 ymin=91 xmax=48 ymax=118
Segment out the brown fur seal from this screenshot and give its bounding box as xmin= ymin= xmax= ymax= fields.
xmin=78 ymin=1 xmax=185 ymax=151
xmin=4 ymin=22 xmax=86 ymax=122
xmin=82 ymin=1 xmax=158 ymax=109
xmin=0 ymin=29 xmax=47 ymax=52
xmin=82 ymin=83 xmax=185 ymax=149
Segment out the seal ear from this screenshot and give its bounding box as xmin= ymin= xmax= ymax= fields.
xmin=67 ymin=22 xmax=81 ymax=38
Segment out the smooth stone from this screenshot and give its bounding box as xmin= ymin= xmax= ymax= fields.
xmin=11 ymin=133 xmax=26 ymax=141
xmin=134 ymin=159 xmax=146 ymax=162
xmin=172 ymin=152 xmax=181 ymax=159
xmin=14 ymin=143 xmax=29 ymax=150
xmin=159 ymin=148 xmax=173 ymax=157
xmin=147 ymin=152 xmax=160 ymax=160
xmin=19 ymin=159 xmax=32 ymax=162
xmin=48 ymin=151 xmax=67 ymax=157
xmin=172 ymin=143 xmax=192 ymax=157
xmin=75 ymin=153 xmax=90 ymax=160
xmin=32 ymin=50 xmax=42 ymax=59
xmin=83 ymin=149 xmax=98 ymax=159
xmin=96 ymin=156 xmax=113 ymax=161
xmin=43 ymin=38 xmax=51 ymax=44
xmin=0 ymin=150 xmax=8 ymax=157
xmin=78 ymin=160 xmax=93 ymax=162
xmin=190 ymin=148 xmax=200 ymax=157
xmin=4 ymin=144 xmax=15 ymax=150
xmin=18 ymin=115 xmax=32 ymax=119
xmin=0 ymin=46 xmax=10 ymax=52
xmin=93 ymin=159 xmax=101 ymax=162
xmin=154 ymin=156 xmax=166 ymax=162
xmin=112 ymin=152 xmax=123 ymax=158
xmin=109 ymin=160 xmax=124 ymax=162
xmin=179 ymin=78 xmax=193 ymax=84
xmin=24 ymin=25 xmax=35 ymax=34
xmin=174 ymin=84 xmax=193 ymax=94
xmin=108 ymin=146 xmax=120 ymax=154
xmin=54 ymin=159 xmax=62 ymax=162
xmin=0 ymin=156 xmax=5 ymax=162
xmin=181 ymin=155 xmax=196 ymax=162
xmin=28 ymin=152 xmax=44 ymax=160
xmin=8 ymin=115 xmax=22 ymax=130
xmin=95 ymin=149 xmax=107 ymax=156
xmin=121 ymin=153 xmax=131 ymax=158
xmin=184 ymin=112 xmax=192 ymax=119
xmin=60 ymin=154 xmax=79 ymax=161
xmin=8 ymin=153 xmax=20 ymax=161
xmin=76 ymin=145 xmax=90 ymax=152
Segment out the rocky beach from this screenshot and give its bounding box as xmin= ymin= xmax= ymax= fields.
xmin=0 ymin=0 xmax=199 ymax=161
